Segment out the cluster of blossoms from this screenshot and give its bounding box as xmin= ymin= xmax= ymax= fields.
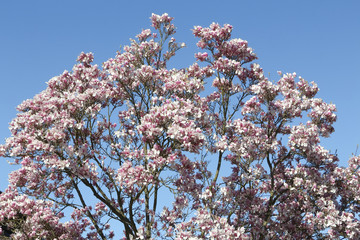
xmin=1 ymin=13 xmax=360 ymax=239
xmin=0 ymin=188 xmax=85 ymax=239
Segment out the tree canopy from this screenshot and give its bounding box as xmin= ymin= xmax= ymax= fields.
xmin=1 ymin=13 xmax=359 ymax=239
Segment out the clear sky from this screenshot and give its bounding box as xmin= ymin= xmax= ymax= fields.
xmin=0 ymin=0 xmax=359 ymax=191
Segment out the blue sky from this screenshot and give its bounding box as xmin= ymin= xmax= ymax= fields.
xmin=0 ymin=0 xmax=359 ymax=191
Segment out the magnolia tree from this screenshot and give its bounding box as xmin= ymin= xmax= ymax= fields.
xmin=1 ymin=13 xmax=360 ymax=239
